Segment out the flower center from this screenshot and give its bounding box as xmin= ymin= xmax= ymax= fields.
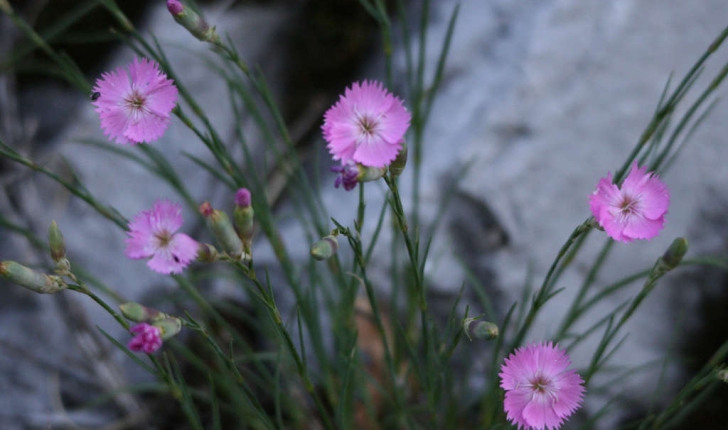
xmin=125 ymin=89 xmax=148 ymax=114
xmin=527 ymin=374 xmax=559 ymax=405
xmin=155 ymin=230 xmax=172 ymax=248
xmin=530 ymin=375 xmax=551 ymax=393
xmin=356 ymin=112 xmax=381 ymax=144
xmin=618 ymin=194 xmax=639 ymax=215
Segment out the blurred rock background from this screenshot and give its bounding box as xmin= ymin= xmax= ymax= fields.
xmin=1 ymin=0 xmax=727 ymax=428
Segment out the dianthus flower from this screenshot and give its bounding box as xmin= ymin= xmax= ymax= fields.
xmin=589 ymin=162 xmax=669 ymax=243
xmin=322 ymin=80 xmax=411 ymax=168
xmin=500 ymin=342 xmax=585 ymax=430
xmin=125 ymin=200 xmax=198 ymax=274
xmin=128 ymin=323 xmax=163 ymax=353
xmin=92 ymin=57 xmax=178 ymax=144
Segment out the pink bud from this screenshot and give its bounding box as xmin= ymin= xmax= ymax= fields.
xmin=199 ymin=201 xmax=214 ymax=218
xmin=166 ymin=0 xmax=184 ymax=16
xmin=235 ymin=188 xmax=252 ymax=208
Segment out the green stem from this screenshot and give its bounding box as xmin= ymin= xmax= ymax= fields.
xmin=67 ymin=283 xmax=129 ymax=330
xmin=509 ymin=219 xmax=593 ymax=351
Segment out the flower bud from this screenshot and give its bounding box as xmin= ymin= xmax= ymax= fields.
xmin=463 ymin=317 xmax=499 ymax=341
xmin=658 ymin=237 xmax=688 ymax=272
xmin=153 ymin=317 xmax=182 ymax=340
xmin=358 ymin=165 xmax=387 ymax=183
xmin=167 ymin=0 xmax=221 ymax=45
xmin=48 ymin=221 xmax=66 ymax=263
xmin=233 ymin=188 xmax=254 ymax=254
xmin=200 ymin=202 xmax=244 ymax=260
xmin=718 ymin=369 xmax=728 ymax=383
xmin=310 ymin=235 xmax=338 ymax=261
xmin=120 ymin=302 xmax=164 ymax=323
xmin=388 ymin=141 xmax=408 ymax=178
xmin=0 ymin=261 xmax=66 ymax=294
xmin=196 ymin=242 xmax=220 ymax=263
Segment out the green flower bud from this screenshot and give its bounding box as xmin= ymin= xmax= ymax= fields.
xmin=48 ymin=221 xmax=66 ymax=263
xmin=659 ymin=237 xmax=689 ymax=271
xmin=358 ymin=165 xmax=387 ymax=183
xmin=463 ymin=316 xmax=499 ymax=341
xmin=0 ymin=261 xmax=66 ymax=294
xmin=233 ymin=188 xmax=255 ymax=255
xmin=196 ymin=242 xmax=220 ymax=263
xmin=153 ymin=317 xmax=182 ymax=340
xmin=388 ymin=142 xmax=408 ymax=178
xmin=310 ymin=235 xmax=338 ymax=261
xmin=200 ymin=202 xmax=244 ymax=260
xmin=167 ymin=0 xmax=221 ymax=45
xmin=120 ymin=302 xmax=164 ymax=323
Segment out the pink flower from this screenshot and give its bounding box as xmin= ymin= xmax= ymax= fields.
xmin=589 ymin=162 xmax=669 ymax=243
xmin=125 ymin=200 xmax=198 ymax=274
xmin=322 ymin=80 xmax=411 ymax=168
xmin=128 ymin=323 xmax=163 ymax=353
xmin=92 ymin=57 xmax=178 ymax=144
xmin=500 ymin=342 xmax=585 ymax=430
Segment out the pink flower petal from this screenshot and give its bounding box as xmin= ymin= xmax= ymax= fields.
xmin=128 ymin=323 xmax=163 ymax=353
xmin=622 ymin=214 xmax=665 ymax=240
xmin=124 ymin=114 xmax=171 ymax=144
xmin=352 ymin=138 xmax=401 ymax=168
xmin=522 ymin=397 xmax=563 ymax=430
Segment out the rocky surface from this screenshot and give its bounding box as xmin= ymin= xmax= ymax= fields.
xmin=1 ymin=0 xmax=728 ymax=428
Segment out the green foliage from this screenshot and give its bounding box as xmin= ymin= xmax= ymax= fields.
xmin=1 ymin=0 xmax=728 ymax=429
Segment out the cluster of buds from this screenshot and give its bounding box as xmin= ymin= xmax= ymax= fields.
xmin=0 ymin=221 xmax=71 ymax=295
xmin=121 ymin=302 xmax=182 ymax=354
xmin=198 ymin=188 xmax=256 ymax=262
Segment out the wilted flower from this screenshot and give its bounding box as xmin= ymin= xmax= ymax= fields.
xmin=322 ymin=80 xmax=411 ymax=168
xmin=500 ymin=342 xmax=585 ymax=430
xmin=92 ymin=57 xmax=178 ymax=144
xmin=330 ymin=163 xmax=360 ymax=191
xmin=128 ymin=323 xmax=163 ymax=353
xmin=589 ymin=162 xmax=669 ymax=243
xmin=330 ymin=162 xmax=387 ymax=191
xmin=125 ymin=200 xmax=198 ymax=274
